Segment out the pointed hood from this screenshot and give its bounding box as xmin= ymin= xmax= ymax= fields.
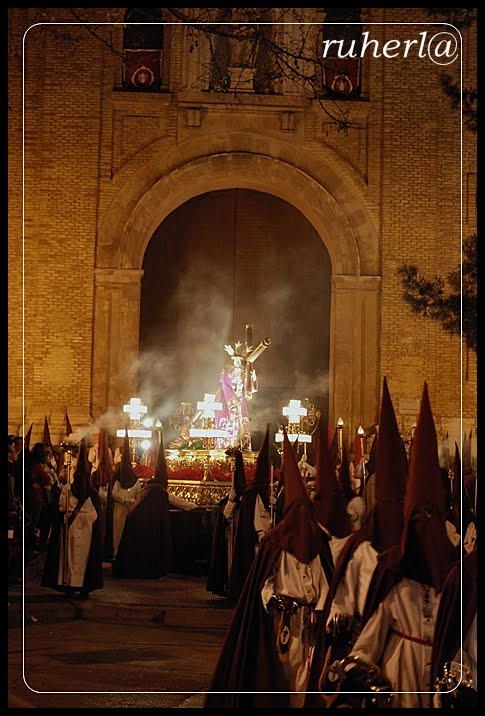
xmin=312 ymin=417 xmax=352 ymax=538
xmin=24 ymin=422 xmax=33 ymax=451
xmin=114 ymin=430 xmax=138 ymax=489
xmin=264 ymin=427 xmax=325 ymax=564
xmin=403 ymin=384 xmax=444 ymax=521
xmin=71 ymin=439 xmax=91 ymax=504
xmin=338 ymin=442 xmax=354 ymax=503
xmin=233 ymin=449 xmax=247 ymax=498
xmin=153 ymin=426 xmax=169 ymax=488
xmin=282 ymin=427 xmax=311 ymax=510
xmin=43 ymin=416 xmax=52 ymax=449
xmin=399 ymin=382 xmax=456 ymax=591
xmin=91 ymin=428 xmax=113 ymax=489
xmin=65 ymin=410 xmax=73 ymax=438
xmin=370 ymin=377 xmax=408 ymax=552
xmin=462 ymin=429 xmax=472 ymax=475
xmin=246 ymin=424 xmax=271 ymax=508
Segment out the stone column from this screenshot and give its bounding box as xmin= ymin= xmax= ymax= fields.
xmin=328 ymin=275 xmax=381 ymax=437
xmin=92 ymin=268 xmax=144 ymax=417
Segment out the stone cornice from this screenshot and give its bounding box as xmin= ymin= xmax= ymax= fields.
xmin=94 ymin=268 xmax=144 ymax=286
xmin=332 ymin=274 xmax=381 ymax=290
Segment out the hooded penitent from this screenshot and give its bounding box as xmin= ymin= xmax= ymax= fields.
xmin=91 ymin=428 xmax=113 ymax=489
xmin=226 ymin=425 xmax=272 ymax=602
xmin=264 ymin=427 xmax=326 ymax=564
xmin=71 ymin=439 xmax=91 ymax=505
xmin=273 ymin=430 xmax=291 ymax=508
xmin=205 ymin=427 xmax=331 ymax=708
xmin=245 ymin=424 xmax=271 ymax=508
xmin=449 ymin=442 xmax=474 ymax=533
xmin=368 ymin=376 xmax=408 ymax=552
xmin=114 ymin=431 xmax=138 ymax=489
xmin=303 ymin=382 xmax=406 ymax=706
xmin=312 ymin=417 xmax=352 ymax=538
xmin=43 ymin=416 xmax=52 ymax=450
xmin=64 ymin=410 xmax=73 ymax=438
xmin=153 ymin=427 xmax=169 ymax=488
xmin=338 ymin=442 xmax=354 ymax=504
xmin=233 ymin=448 xmax=247 ymax=499
xmin=206 ymin=448 xmax=247 ymax=598
xmin=282 ymin=427 xmax=309 ymax=509
xmin=462 ymin=429 xmax=472 ymax=475
xmin=91 ymin=427 xmax=114 ymax=559
xmin=398 ymin=382 xmax=457 ymax=592
xmin=24 ymin=422 xmax=33 ymax=451
xmin=41 ymin=436 xmax=104 ymax=595
xmin=431 ymin=542 xmax=477 ymax=690
xmin=112 ymin=424 xmax=173 ymax=579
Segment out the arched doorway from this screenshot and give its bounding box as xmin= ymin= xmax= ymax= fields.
xmin=139 ymin=189 xmax=331 ymax=444
xmin=93 ymin=144 xmax=380 ymax=434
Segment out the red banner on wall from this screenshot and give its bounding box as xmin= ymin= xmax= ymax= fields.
xmin=322 ymin=57 xmax=361 ymax=97
xmin=123 ymin=49 xmax=162 ymax=90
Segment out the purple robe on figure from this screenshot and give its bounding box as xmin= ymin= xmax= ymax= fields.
xmin=215 ymin=369 xmax=252 ymax=450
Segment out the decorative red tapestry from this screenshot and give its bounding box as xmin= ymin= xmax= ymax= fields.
xmin=322 ymin=57 xmax=361 ymax=97
xmin=123 ymin=49 xmax=162 ymax=90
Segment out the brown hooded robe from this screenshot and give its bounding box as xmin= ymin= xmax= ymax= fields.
xmin=112 ymin=429 xmax=173 ymax=579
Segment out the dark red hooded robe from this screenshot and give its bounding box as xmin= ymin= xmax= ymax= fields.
xmin=204 ymin=428 xmax=333 ymax=708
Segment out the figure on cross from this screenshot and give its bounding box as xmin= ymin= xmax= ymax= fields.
xmin=214 ymin=325 xmax=271 ymax=451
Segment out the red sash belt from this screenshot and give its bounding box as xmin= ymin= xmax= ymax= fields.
xmin=391 ymin=628 xmax=433 ymax=647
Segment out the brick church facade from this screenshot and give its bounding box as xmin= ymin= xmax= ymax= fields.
xmin=8 ymin=8 xmax=476 ymax=449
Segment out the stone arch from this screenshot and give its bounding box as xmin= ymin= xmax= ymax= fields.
xmin=99 ymin=131 xmax=379 ymax=275
xmin=116 ymin=153 xmax=369 ymax=276
xmin=93 ymin=145 xmax=381 ymax=432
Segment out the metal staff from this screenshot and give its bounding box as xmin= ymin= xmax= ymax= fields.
xmin=336 ymin=417 xmax=344 ymax=462
xmin=268 ymin=423 xmax=275 ymax=526
xmin=357 ymin=425 xmax=366 ymax=495
xmin=60 ymin=442 xmax=76 ymax=587
xmin=63 ymin=458 xmax=72 ymax=587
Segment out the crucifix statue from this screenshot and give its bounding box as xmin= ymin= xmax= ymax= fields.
xmin=215 ymin=324 xmax=271 ymax=450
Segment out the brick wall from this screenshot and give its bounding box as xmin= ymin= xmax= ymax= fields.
xmin=8 ymin=8 xmax=476 ymax=442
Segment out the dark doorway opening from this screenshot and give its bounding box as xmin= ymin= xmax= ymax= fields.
xmin=139 ymin=189 xmax=331 ymax=446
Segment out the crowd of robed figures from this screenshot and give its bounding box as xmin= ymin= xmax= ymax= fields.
xmin=9 ymin=422 xmax=196 ymax=599
xmin=8 ymin=377 xmax=477 ymax=708
xmin=203 ymin=378 xmax=477 ymax=709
